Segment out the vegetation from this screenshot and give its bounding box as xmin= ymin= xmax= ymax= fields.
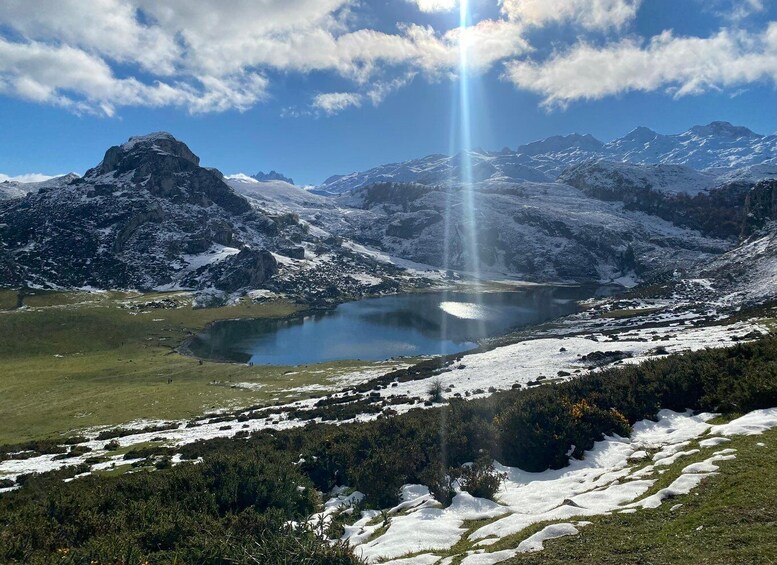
xmin=505 ymin=427 xmax=777 ymax=564
xmin=2 ymin=336 xmax=776 ymax=562
xmin=428 ymin=377 xmax=445 ymax=403
xmin=0 ymin=290 xmax=396 ymax=444
xmin=0 ymin=449 xmax=361 ymax=564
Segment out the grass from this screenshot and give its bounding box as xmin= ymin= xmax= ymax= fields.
xmin=600 ymin=307 xmax=662 ymax=319
xmin=0 ymin=290 xmax=394 ymax=444
xmin=501 ymin=428 xmax=777 ymax=565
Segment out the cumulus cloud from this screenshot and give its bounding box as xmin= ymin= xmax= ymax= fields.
xmin=0 ymin=37 xmax=268 ymax=116
xmin=312 ymin=92 xmax=363 ymax=115
xmin=500 ymin=0 xmax=641 ymax=30
xmin=0 ymin=0 xmax=531 ymax=115
xmin=407 ymin=0 xmax=458 ymax=13
xmin=0 ymin=0 xmax=772 ymax=117
xmin=505 ymin=25 xmax=777 ymax=108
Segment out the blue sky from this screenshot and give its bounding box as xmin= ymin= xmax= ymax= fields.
xmin=1 ymin=0 xmax=776 ymax=185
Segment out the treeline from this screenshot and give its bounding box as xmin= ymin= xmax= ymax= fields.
xmin=2 ymin=337 xmax=777 ymax=563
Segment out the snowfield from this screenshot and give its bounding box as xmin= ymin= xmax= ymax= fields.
xmin=334 ymin=408 xmax=777 ymax=563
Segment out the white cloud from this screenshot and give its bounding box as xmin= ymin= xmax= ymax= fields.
xmin=0 ymin=1 xmax=534 ymax=116
xmin=366 ymin=73 xmax=417 ymax=105
xmin=0 ymin=37 xmax=268 ymax=116
xmin=706 ymin=0 xmax=766 ymax=23
xmin=312 ymin=92 xmax=363 ymax=115
xmin=0 ymin=172 xmax=59 ymax=183
xmin=0 ymin=1 xmax=538 ymax=116
xmin=407 ymin=0 xmax=458 ymax=13
xmin=504 ymin=25 xmax=777 ymax=108
xmin=3 ymin=0 xmax=771 ymax=117
xmin=500 ymin=0 xmax=641 ymax=30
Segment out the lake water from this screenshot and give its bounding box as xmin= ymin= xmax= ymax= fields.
xmin=188 ymin=286 xmax=617 ymax=365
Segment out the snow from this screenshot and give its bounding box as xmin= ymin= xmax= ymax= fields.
xmin=710 ymin=408 xmax=777 ymax=436
xmin=698 ymin=437 xmax=731 ymax=448
xmin=384 ymin=555 xmax=441 ymax=565
xmin=340 ymin=407 xmax=777 ymax=563
xmin=460 ymin=549 xmax=518 ymax=564
xmin=516 ymin=523 xmax=580 ymax=553
xmin=182 ymin=245 xmax=240 ymax=272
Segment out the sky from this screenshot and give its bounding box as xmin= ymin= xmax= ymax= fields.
xmin=1 ymin=0 xmax=777 ymax=186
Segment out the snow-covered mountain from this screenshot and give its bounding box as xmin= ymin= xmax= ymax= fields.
xmin=330 ymin=180 xmax=729 ymax=282
xmin=0 ymin=135 xmax=429 ymax=300
xmin=4 ymin=126 xmax=777 ymax=297
xmin=317 ymin=122 xmax=777 ymax=194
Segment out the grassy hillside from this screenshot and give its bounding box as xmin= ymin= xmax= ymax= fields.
xmin=0 ymin=290 xmax=392 ymax=444
xmin=506 ymin=426 xmax=777 ymax=564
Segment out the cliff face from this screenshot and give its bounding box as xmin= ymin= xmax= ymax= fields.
xmin=742 ymin=180 xmax=777 ymax=238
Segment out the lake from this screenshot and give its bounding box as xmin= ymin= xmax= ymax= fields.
xmin=188 ymin=286 xmax=617 ymax=365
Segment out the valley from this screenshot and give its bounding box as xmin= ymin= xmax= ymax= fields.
xmin=1 ymin=123 xmax=777 ymax=564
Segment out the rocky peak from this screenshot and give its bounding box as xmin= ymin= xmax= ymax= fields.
xmin=517 ymin=133 xmax=604 ymax=156
xmin=87 ymin=132 xmax=200 ymax=178
xmin=687 ymin=121 xmax=760 ymax=139
xmin=619 ymin=126 xmax=659 ymax=143
xmin=83 ymin=132 xmax=251 ymax=215
xmin=252 ymin=170 xmax=294 ymax=185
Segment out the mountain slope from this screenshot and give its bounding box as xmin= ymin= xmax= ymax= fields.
xmin=0 ymin=173 xmax=80 ymax=201
xmin=329 ymin=180 xmax=729 ymax=283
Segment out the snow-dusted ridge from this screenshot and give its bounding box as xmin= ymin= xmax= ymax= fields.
xmin=317 ymin=121 xmax=777 ymax=194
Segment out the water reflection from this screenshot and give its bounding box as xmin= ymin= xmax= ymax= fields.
xmin=188 ymin=287 xmax=618 ymax=365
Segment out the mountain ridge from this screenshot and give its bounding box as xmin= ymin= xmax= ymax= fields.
xmin=316 ymin=121 xmax=777 ymax=194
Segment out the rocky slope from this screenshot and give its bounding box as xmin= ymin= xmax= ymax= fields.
xmin=0 ymin=133 xmax=283 ymax=291
xmin=699 ymin=180 xmax=777 ymax=303
xmin=332 ymin=181 xmax=729 ymax=282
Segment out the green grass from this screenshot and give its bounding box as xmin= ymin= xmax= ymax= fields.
xmin=0 ymin=291 xmax=394 ymax=444
xmin=501 ymin=428 xmax=777 ymax=564
xmin=600 ymin=307 xmax=662 ymax=319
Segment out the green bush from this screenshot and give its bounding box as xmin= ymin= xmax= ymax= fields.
xmin=456 ymin=456 xmax=506 ymax=501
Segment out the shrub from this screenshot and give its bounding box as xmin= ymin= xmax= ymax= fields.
xmin=428 ymin=378 xmax=445 ymax=403
xmin=456 ymin=456 xmax=506 ymax=501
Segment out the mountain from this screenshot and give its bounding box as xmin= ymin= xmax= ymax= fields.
xmin=325 ymin=180 xmax=728 ymax=282
xmin=5 ymin=125 xmax=777 ymax=297
xmin=0 ymin=173 xmax=80 ymax=201
xmin=699 ymin=180 xmax=777 ymax=303
xmin=252 ymin=170 xmax=294 ymax=184
xmin=0 ymin=134 xmax=426 ymax=301
xmin=0 ymin=133 xmax=282 ymax=291
xmin=317 ymin=122 xmax=777 ymax=194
